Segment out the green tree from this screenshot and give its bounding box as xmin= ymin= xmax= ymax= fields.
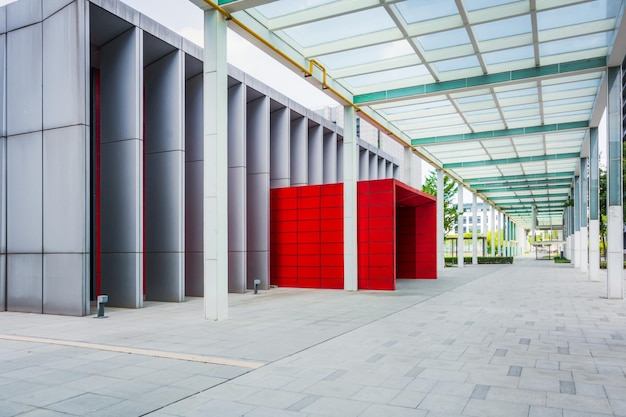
xmin=599 ymin=167 xmax=607 ymax=256
xmin=422 ymin=171 xmax=458 ymax=235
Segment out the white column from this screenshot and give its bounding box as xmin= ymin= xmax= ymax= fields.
xmin=573 ymin=175 xmax=581 ymax=268
xmin=343 ymin=106 xmax=358 ymax=291
xmin=589 ymin=127 xmax=600 ymax=281
xmin=490 ymin=206 xmax=495 ymax=256
xmin=203 ymin=9 xmax=229 ymax=320
xmin=579 ymin=157 xmax=588 ymax=273
xmin=359 ymin=148 xmax=369 ymax=180
xmin=472 ymin=194 xmax=478 ymax=264
xmin=457 ymin=185 xmax=464 ymax=267
xmin=606 ymin=66 xmax=624 ymax=299
xmin=531 ymin=205 xmax=536 ymax=251
xmin=499 ymin=211 xmax=504 ymax=256
xmin=403 ymin=147 xmax=413 ymax=186
xmin=436 ymin=169 xmax=444 ymax=272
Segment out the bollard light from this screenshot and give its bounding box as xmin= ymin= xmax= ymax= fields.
xmin=96 ymin=295 xmax=108 ymax=318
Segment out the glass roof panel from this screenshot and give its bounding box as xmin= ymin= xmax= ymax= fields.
xmin=342 ymin=65 xmax=430 ymax=88
xmin=539 ymin=32 xmax=612 ymax=57
xmin=282 ymin=8 xmax=396 ymax=48
xmin=496 ymin=87 xmax=538 ymax=99
xmin=482 ymin=45 xmax=534 ymax=65
xmin=254 ymin=0 xmax=338 ymax=19
xmin=416 ymin=28 xmax=471 ymax=51
xmin=432 ymin=55 xmax=481 ymax=72
xmin=541 ymin=79 xmax=600 ymax=93
xmin=316 ymin=40 xmax=415 ymax=70
xmin=537 ymin=0 xmax=621 ymax=30
xmin=472 ymin=15 xmax=531 ymax=42
xmin=395 ymin=0 xmax=459 ymax=23
xmin=462 ymin=0 xmax=520 ymax=12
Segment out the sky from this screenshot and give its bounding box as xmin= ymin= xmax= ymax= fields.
xmin=0 ymin=0 xmax=338 ymax=109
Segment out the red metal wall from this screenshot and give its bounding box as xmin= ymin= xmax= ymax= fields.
xmin=270 ymin=179 xmax=436 ymax=291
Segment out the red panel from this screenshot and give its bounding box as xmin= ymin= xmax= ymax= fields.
xmin=320 ymin=218 xmax=343 ymax=231
xmin=298 ymin=185 xmax=321 ymax=197
xmin=367 ymin=178 xmax=394 ymax=193
xmin=298 ymin=255 xmax=321 ymax=267
xmin=322 ymin=278 xmax=344 ymax=289
xmin=321 ymin=231 xmax=343 ymax=243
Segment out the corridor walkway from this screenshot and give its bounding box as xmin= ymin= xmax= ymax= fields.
xmin=0 ymin=256 xmax=624 ymax=417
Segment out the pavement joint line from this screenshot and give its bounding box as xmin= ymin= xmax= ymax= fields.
xmin=0 ymin=334 xmax=266 ymax=369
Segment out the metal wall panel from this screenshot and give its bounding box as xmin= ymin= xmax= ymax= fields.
xmin=0 ymin=35 xmax=6 ymax=137
xmin=43 ymin=0 xmax=87 ymax=130
xmin=323 ymin=131 xmax=337 ymax=184
xmin=0 ymin=138 xmax=5 ymax=254
xmin=185 ymin=160 xmax=203 ymax=253
xmin=100 ymin=252 xmax=142 ymax=308
xmin=145 ymin=51 xmax=184 ymax=154
xmin=270 ymin=106 xmax=289 ymax=188
xmin=290 ymin=116 xmax=307 ymax=186
xmin=0 ymin=7 xmax=6 ymax=34
xmin=43 ymin=126 xmax=87 ymax=253
xmin=100 ymin=27 xmax=142 ymax=143
xmin=146 ymin=253 xmax=183 ymax=302
xmin=7 ymin=133 xmax=42 ymax=253
xmin=246 ymin=96 xmax=269 ymax=290
xmin=185 ymin=74 xmax=203 ymax=296
xmin=43 ymin=0 xmax=74 ymax=19
xmin=228 ymin=82 xmax=246 ymax=293
xmin=7 ymin=23 xmax=42 ymax=136
xmin=308 ymin=124 xmax=322 ymax=185
xmin=43 ymin=254 xmax=87 ymax=316
xmin=7 ymin=254 xmax=42 ymax=313
xmin=6 ymin=0 xmax=41 ymax=32
xmin=100 ymin=139 xmax=142 ymax=253
xmin=185 ymin=252 xmax=203 ymax=296
xmin=0 ymin=255 xmax=5 ymax=311
xmin=145 ymin=151 xmax=184 ymax=253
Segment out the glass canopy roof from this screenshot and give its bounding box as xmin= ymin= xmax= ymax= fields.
xmin=210 ymin=0 xmax=625 ymax=229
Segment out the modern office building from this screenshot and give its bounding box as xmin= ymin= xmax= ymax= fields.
xmin=0 ymin=0 xmax=432 ymax=316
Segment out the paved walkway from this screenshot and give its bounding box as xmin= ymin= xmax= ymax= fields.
xmin=1 ymin=255 xmax=625 ymax=417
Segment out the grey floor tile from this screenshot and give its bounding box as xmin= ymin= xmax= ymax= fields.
xmin=462 ymin=398 xmax=529 ymax=417
xmin=47 ymin=393 xmax=123 ymax=415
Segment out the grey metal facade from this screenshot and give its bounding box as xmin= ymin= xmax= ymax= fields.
xmin=0 ymin=0 xmax=403 ymax=316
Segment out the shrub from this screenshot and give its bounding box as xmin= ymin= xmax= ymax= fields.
xmin=445 ymin=256 xmax=513 ymax=265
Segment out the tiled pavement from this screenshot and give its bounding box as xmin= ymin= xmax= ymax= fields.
xmin=0 ymin=255 xmax=625 ymax=417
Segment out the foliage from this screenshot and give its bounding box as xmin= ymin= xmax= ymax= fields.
xmin=444 ymin=256 xmax=513 ymax=265
xmin=553 ymin=257 xmax=571 ymax=264
xmin=599 ymin=167 xmax=607 ymax=252
xmin=421 ymin=171 xmax=458 ymax=235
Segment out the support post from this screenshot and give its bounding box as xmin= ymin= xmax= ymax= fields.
xmin=579 ymin=157 xmax=588 ymax=273
xmin=203 ymin=9 xmax=229 ymax=319
xmin=589 ymin=127 xmax=600 ymax=281
xmin=472 ymin=194 xmax=478 ymax=264
xmin=343 ymin=106 xmax=358 ymax=291
xmin=606 ymin=66 xmax=624 ymax=299
xmin=457 ymin=185 xmax=464 ymax=267
xmin=436 ymin=169 xmax=444 ymax=272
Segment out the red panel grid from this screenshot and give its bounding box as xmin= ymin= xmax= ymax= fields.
xmin=270 ymin=183 xmax=344 ymax=289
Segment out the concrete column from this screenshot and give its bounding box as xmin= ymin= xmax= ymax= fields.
xmin=203 ymin=9 xmax=229 ymax=319
xmin=100 ymin=27 xmax=143 ymax=309
xmin=227 ymin=82 xmax=246 ymax=293
xmin=290 ymin=115 xmax=307 ymax=186
xmin=606 ymin=66 xmax=624 ymax=299
xmin=359 ymin=148 xmax=369 ymax=180
xmin=436 ymin=169 xmax=444 ymax=272
xmin=343 ymin=106 xmax=358 ymax=291
xmin=270 ymin=106 xmax=290 ymax=188
xmin=589 ymin=127 xmax=600 ymax=281
xmin=144 ymin=50 xmax=185 ymax=302
xmin=579 ymin=157 xmax=588 ymax=273
xmin=185 ymin=73 xmax=204 ymax=296
xmin=308 ymin=123 xmax=322 ymax=185
xmin=574 ymin=175 xmax=581 ymax=267
xmin=503 ymin=216 xmax=508 ymax=257
xmin=530 ymin=204 xmax=537 ymax=248
xmin=386 ymin=161 xmax=393 ymax=179
xmin=490 ymin=206 xmax=495 ymax=256
xmin=403 ymin=147 xmax=412 ymax=185
xmin=457 ymin=185 xmax=464 ymax=267
xmin=247 ymin=95 xmax=270 ymax=291
xmin=378 ymin=157 xmax=385 ymax=179
xmin=472 ymin=194 xmax=478 ymax=264
xmin=499 ymin=211 xmax=504 ymax=256
xmin=323 ymin=130 xmax=337 ymax=184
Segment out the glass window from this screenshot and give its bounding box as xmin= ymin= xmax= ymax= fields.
xmin=395 ymin=0 xmax=459 ymax=23
xmin=472 ymin=15 xmax=531 ymax=42
xmin=416 ymin=28 xmax=471 ymax=51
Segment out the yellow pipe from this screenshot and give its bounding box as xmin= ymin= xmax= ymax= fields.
xmin=201 ymin=0 xmax=442 ymax=170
